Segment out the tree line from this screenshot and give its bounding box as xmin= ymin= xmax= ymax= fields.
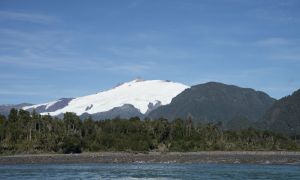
xmin=0 ymin=109 xmax=298 ymax=154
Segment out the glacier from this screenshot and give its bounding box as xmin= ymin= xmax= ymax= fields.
xmin=23 ymin=79 xmax=190 ymax=117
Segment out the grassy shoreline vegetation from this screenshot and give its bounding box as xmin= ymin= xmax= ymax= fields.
xmin=0 ymin=109 xmax=299 ymax=155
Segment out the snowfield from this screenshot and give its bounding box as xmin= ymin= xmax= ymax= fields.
xmin=23 ymin=79 xmax=190 ymax=116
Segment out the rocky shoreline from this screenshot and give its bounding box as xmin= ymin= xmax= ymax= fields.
xmin=1 ymin=151 xmax=300 ymax=165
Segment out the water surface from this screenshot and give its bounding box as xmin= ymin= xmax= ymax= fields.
xmin=0 ymin=163 xmax=299 ymax=179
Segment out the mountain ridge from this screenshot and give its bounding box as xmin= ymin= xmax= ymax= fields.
xmin=0 ymin=80 xmax=281 ymax=129
xmin=148 ymin=81 xmax=275 ymax=126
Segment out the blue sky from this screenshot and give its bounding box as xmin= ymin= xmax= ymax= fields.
xmin=0 ymin=0 xmax=300 ymax=104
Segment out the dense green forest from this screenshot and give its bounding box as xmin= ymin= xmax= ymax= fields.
xmin=0 ymin=109 xmax=299 ymax=154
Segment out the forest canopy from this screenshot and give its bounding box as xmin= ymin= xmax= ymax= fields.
xmin=0 ymin=109 xmax=299 ymax=154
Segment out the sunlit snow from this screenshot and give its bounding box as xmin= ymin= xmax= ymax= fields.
xmin=23 ymin=79 xmax=190 ymax=116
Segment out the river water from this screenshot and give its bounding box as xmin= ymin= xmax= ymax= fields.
xmin=0 ymin=163 xmax=299 ymax=179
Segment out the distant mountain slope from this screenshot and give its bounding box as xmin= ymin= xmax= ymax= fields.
xmin=148 ymin=82 xmax=275 ymax=126
xmin=0 ymin=103 xmax=32 ymax=117
xmin=80 ymin=104 xmax=144 ymax=120
xmin=24 ymin=98 xmax=73 ymax=113
xmin=23 ymin=79 xmax=189 ymax=119
xmin=263 ymin=89 xmax=300 ymax=136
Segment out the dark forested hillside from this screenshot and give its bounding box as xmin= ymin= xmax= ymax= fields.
xmin=148 ymin=82 xmax=275 ymax=127
xmin=263 ymin=89 xmax=300 ymax=136
xmin=0 ymin=109 xmax=298 ymax=154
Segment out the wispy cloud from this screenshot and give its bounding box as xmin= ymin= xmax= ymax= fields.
xmin=0 ymin=90 xmax=40 ymax=96
xmin=0 ymin=11 xmax=57 ymax=24
xmin=256 ymin=37 xmax=292 ymax=47
xmin=0 ymin=83 xmax=55 ymax=97
xmin=0 ymin=73 xmax=37 ymax=80
xmin=106 ymin=62 xmax=154 ymax=73
xmin=0 ymin=53 xmax=109 ymax=71
xmin=189 ymin=67 xmax=282 ymax=85
xmin=0 ymin=27 xmax=164 ymax=73
xmin=249 ymin=6 xmax=298 ymax=24
xmin=128 ymin=0 xmax=146 ymax=8
xmin=0 ymin=27 xmax=101 ymax=71
xmin=270 ymin=53 xmax=300 ymax=62
xmin=0 ymin=45 xmax=157 ymax=72
xmin=106 ymin=45 xmax=193 ymax=60
xmin=0 ymin=28 xmax=74 ymax=54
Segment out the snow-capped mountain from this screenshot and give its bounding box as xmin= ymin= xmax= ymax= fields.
xmin=23 ymin=79 xmax=190 ymax=118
